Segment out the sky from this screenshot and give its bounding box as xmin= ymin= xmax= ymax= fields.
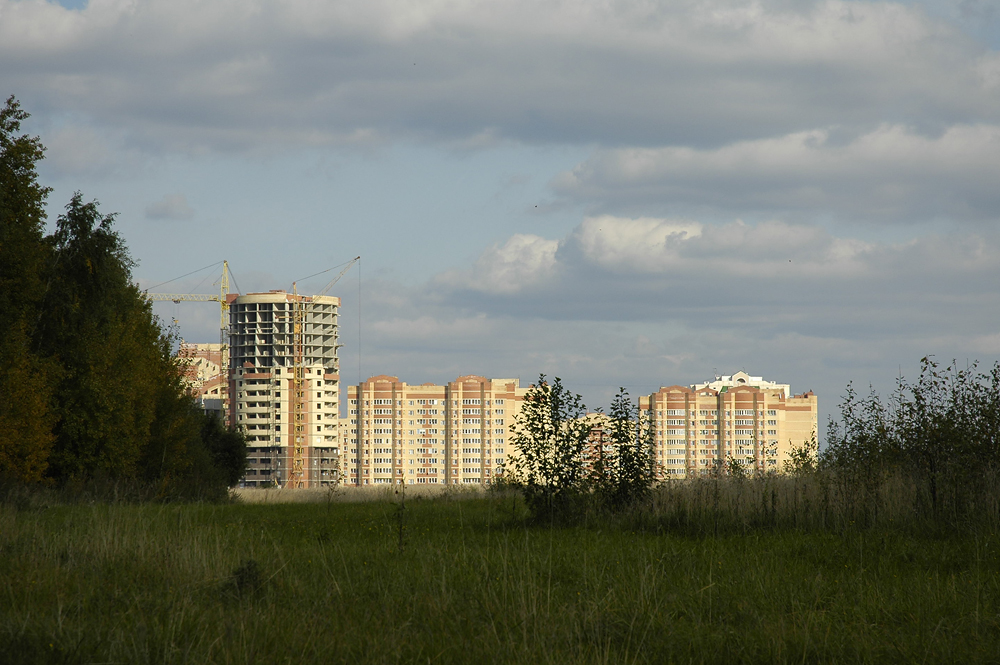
xmin=4 ymin=0 xmax=1000 ymax=430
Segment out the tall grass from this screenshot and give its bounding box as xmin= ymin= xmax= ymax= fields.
xmin=2 ymin=494 xmax=999 ymax=664
xmin=618 ymin=470 xmax=1000 ymax=537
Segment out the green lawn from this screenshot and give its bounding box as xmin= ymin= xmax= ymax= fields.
xmin=2 ymin=494 xmax=998 ymax=664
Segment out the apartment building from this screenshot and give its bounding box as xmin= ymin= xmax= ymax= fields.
xmin=229 ymin=291 xmax=342 ymax=488
xmin=346 ymin=375 xmax=528 ymax=486
xmin=640 ymin=371 xmax=817 ymax=478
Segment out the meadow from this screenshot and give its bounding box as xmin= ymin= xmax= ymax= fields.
xmin=2 ymin=485 xmax=999 ymax=664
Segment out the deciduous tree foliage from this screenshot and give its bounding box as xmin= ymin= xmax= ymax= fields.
xmin=0 ymin=96 xmax=245 ymax=496
xmin=0 ymin=96 xmax=55 ymax=482
xmin=818 ymin=357 xmax=1000 ymax=526
xmin=506 ymin=378 xmax=656 ymax=519
xmin=601 ymin=387 xmax=656 ymax=510
xmin=507 ymin=374 xmax=592 ymax=518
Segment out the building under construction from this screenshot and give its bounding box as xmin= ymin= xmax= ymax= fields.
xmin=176 ymin=342 xmax=225 ymax=418
xmin=229 ymin=291 xmax=342 ymax=488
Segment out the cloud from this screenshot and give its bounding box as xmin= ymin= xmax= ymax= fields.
xmin=9 ymin=0 xmax=1000 ymax=421
xmin=2 ymin=0 xmax=998 ymax=153
xmin=145 ymin=193 xmax=194 ymax=220
xmin=568 ymin=215 xmax=702 ymax=273
xmin=552 ymin=123 xmax=1000 ymax=221
xmin=437 ymin=216 xmax=1000 ymax=338
xmin=435 ymin=233 xmax=558 ymax=294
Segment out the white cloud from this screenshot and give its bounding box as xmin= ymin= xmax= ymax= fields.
xmin=436 ymin=233 xmax=558 ymax=294
xmin=568 ymin=215 xmax=701 ymax=272
xmin=145 ymin=193 xmax=194 ymax=220
xmin=449 ymin=216 xmax=877 ymax=289
xmin=354 ymin=216 xmax=1000 ymax=413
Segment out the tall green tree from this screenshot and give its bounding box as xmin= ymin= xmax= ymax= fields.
xmin=36 ymin=194 xmax=182 ymax=482
xmin=0 ymin=95 xmax=50 ymax=322
xmin=0 ymin=95 xmax=244 ymax=497
xmin=0 ymin=96 xmax=56 ymax=482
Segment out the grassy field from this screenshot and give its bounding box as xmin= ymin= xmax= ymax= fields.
xmin=2 ymin=491 xmax=999 ymax=664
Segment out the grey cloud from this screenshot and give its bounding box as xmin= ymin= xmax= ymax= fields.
xmin=145 ymin=193 xmax=194 ymax=220
xmin=2 ymin=0 xmax=999 ymax=154
xmin=552 ymin=124 xmax=1000 ymax=222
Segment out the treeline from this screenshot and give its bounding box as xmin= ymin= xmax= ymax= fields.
xmin=0 ymin=96 xmax=244 ymax=499
xmin=505 ymin=361 xmax=1000 ymax=533
xmin=815 ymin=356 xmax=1000 ymax=529
xmin=642 ymin=357 xmax=1000 ymax=534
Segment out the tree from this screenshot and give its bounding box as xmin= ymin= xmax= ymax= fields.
xmin=507 ymin=375 xmax=591 ymax=518
xmin=891 ymin=358 xmax=983 ymax=518
xmin=600 ymin=387 xmax=656 ymax=510
xmin=0 ymin=96 xmax=243 ymax=498
xmin=33 ymin=193 xmax=249 ymax=495
xmin=201 ymin=413 xmax=248 ymax=488
xmin=0 ymin=96 xmax=56 ymax=482
xmin=0 ymin=95 xmax=51 ymax=324
xmin=35 ymin=194 xmax=161 ymax=481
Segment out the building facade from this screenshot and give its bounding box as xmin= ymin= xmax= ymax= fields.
xmin=345 ymin=375 xmax=528 ymax=486
xmin=229 ymin=291 xmax=342 ymax=488
xmin=640 ymin=371 xmax=817 ymax=478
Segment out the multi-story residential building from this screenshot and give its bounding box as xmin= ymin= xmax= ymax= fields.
xmin=640 ymin=371 xmax=817 ymax=478
xmin=346 ymin=375 xmax=528 ymax=486
xmin=229 ymin=291 xmax=342 ymax=488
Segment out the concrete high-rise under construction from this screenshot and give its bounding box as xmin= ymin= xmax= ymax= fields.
xmin=229 ymin=291 xmax=342 ymax=488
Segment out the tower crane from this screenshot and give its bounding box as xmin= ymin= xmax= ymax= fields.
xmin=287 ymin=256 xmax=360 ymax=489
xmin=146 ymin=261 xmax=232 ymax=422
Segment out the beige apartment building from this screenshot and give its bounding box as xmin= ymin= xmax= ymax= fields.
xmin=640 ymin=371 xmax=817 ymax=478
xmin=229 ymin=291 xmax=342 ymax=488
xmin=346 ymin=375 xmax=529 ymax=486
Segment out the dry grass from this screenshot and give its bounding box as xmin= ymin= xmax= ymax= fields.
xmin=232 ymin=484 xmax=487 ymax=504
